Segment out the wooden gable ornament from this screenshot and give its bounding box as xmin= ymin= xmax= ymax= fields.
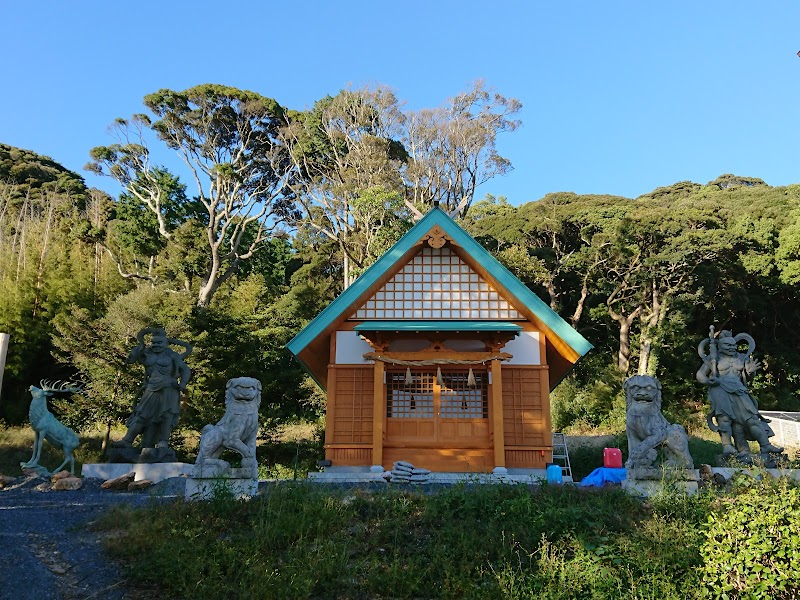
xmin=287 ymin=207 xmax=592 ymax=474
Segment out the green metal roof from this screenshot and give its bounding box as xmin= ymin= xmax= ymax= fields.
xmin=354 ymin=321 xmax=523 ymax=333
xmin=287 ymin=207 xmax=592 ymax=360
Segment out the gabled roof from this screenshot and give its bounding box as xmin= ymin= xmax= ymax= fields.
xmin=287 ymin=207 xmax=592 ymax=389
xmin=354 ymin=321 xmax=523 ymax=333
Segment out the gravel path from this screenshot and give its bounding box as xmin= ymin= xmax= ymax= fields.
xmin=0 ymin=474 xmax=182 ymax=600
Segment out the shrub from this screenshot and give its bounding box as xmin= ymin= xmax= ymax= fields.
xmin=699 ymin=475 xmax=800 ymax=598
xmin=551 ymin=375 xmax=624 ymax=431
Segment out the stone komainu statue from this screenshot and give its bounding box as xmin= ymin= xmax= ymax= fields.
xmin=624 ymin=375 xmax=694 ymax=470
xmin=194 ymin=377 xmax=262 ymax=479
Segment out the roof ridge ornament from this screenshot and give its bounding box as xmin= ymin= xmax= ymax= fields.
xmin=422 ymin=225 xmax=452 ymax=249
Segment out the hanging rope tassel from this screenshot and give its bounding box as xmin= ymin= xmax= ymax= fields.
xmin=436 ymin=366 xmax=443 ymax=386
xmin=405 ymin=367 xmax=413 ymax=387
xmin=467 ymin=368 xmax=476 ymax=387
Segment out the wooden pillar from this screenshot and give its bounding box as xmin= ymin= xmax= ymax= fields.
xmin=324 ymin=367 xmax=337 ymax=461
xmin=372 ymin=361 xmax=385 ymax=469
xmin=491 ymin=359 xmax=506 ymax=472
xmin=540 ymin=365 xmax=552 ymax=461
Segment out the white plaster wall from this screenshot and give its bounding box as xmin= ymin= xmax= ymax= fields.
xmin=444 ymin=339 xmax=486 ymax=352
xmin=335 ymin=331 xmax=374 ymax=364
xmin=504 ymin=332 xmax=541 ymax=365
xmin=387 ymin=339 xmax=431 ymax=352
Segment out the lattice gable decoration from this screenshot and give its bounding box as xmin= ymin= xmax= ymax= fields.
xmin=353 ymin=245 xmax=524 ymax=320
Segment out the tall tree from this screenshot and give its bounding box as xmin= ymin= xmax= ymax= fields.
xmin=281 ymin=86 xmax=410 ymax=287
xmin=282 ymin=82 xmax=521 ymax=287
xmin=86 ymin=84 xmax=294 ymax=307
xmin=402 ymin=80 xmax=521 ymax=215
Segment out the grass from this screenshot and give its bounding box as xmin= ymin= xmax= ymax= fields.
xmin=0 ymin=419 xmax=325 ymax=479
xmin=0 ymin=424 xmax=107 ymax=475
xmin=91 ymin=475 xmax=796 ymax=600
xmin=92 ymin=473 xmax=800 ymax=599
xmin=96 ymin=483 xmax=711 ymax=600
xmin=4 ymin=419 xmax=800 ymax=598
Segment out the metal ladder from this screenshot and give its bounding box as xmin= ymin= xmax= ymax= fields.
xmin=551 ymin=432 xmax=573 ymax=482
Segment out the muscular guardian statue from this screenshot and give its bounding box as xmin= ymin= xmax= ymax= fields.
xmin=113 ymin=327 xmax=191 ymax=454
xmin=697 ymin=327 xmax=783 ymax=462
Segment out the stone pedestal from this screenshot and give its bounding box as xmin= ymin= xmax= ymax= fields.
xmin=82 ymin=462 xmax=193 ymax=483
xmin=716 ymin=451 xmax=788 ymax=469
xmin=622 ymin=478 xmax=699 ymax=496
xmin=185 ymin=477 xmax=258 ymax=500
xmin=622 ymin=467 xmax=698 ymax=496
xmin=185 ymin=467 xmax=258 ymax=501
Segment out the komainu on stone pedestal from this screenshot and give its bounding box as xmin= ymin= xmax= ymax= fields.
xmin=624 ymin=375 xmax=694 ymax=473
xmin=193 ymin=377 xmax=261 ymax=480
xmin=697 ymin=326 xmax=786 ymax=467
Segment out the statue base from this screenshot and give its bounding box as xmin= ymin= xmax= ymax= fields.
xmin=106 ymin=445 xmax=178 ymax=464
xmin=622 ymin=478 xmax=699 ymax=496
xmin=82 ymin=462 xmax=193 ymax=483
xmin=20 ymin=464 xmax=56 ymax=477
xmin=623 ymin=466 xmax=698 ymax=496
xmin=627 ymin=467 xmax=697 ymax=481
xmin=185 ymin=473 xmax=258 ymax=501
xmin=716 ymin=451 xmax=788 ymax=469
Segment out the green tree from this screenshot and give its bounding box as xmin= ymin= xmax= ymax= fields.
xmin=282 ymin=86 xmax=410 ymax=287
xmin=0 ymin=151 xmax=126 ymax=421
xmin=402 ymin=80 xmax=522 ymax=215
xmin=87 ymin=84 xmax=294 ymax=307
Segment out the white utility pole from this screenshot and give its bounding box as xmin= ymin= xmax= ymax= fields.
xmin=0 ymin=333 xmax=9 ymax=405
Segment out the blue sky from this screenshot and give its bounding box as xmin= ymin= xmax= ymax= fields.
xmin=1 ymin=1 xmax=799 ymax=204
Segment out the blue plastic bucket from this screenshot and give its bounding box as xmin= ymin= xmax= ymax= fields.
xmin=546 ymin=462 xmax=563 ymax=484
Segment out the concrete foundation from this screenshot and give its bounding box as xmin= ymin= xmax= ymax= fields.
xmin=82 ymin=462 xmax=193 ymax=483
xmin=307 ymin=468 xmax=562 ymax=484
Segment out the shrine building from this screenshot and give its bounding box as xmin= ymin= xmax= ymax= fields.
xmin=287 ymin=206 xmax=591 ymax=474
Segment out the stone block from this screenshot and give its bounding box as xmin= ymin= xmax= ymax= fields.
xmin=622 ymin=478 xmax=699 ymax=497
xmin=128 ymin=479 xmax=154 ymax=491
xmin=82 ymin=463 xmax=135 ymax=481
xmin=50 ymin=470 xmax=72 ymax=482
xmin=191 ymin=464 xmax=254 ymax=479
xmin=51 ymin=476 xmax=83 ymax=491
xmin=627 ymin=467 xmax=697 ymax=481
xmin=184 ymin=477 xmax=258 ymax=501
xmin=134 ymin=462 xmax=193 ymax=482
xmin=101 ymin=472 xmax=135 ymax=490
xmin=82 ymin=462 xmax=193 ymax=483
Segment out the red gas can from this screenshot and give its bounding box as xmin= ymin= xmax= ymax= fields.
xmin=603 ymin=448 xmax=623 ymax=469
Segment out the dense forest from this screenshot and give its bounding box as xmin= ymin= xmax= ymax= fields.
xmin=1 ymin=82 xmax=799 ymax=443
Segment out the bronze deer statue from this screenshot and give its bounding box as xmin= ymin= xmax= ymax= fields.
xmin=21 ymin=380 xmax=82 ymax=475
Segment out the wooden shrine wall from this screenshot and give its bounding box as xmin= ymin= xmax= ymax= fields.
xmin=325 ymin=365 xmax=374 ymax=465
xmin=501 ymin=365 xmax=552 ymax=469
xmin=325 ymin=364 xmax=554 ymax=471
